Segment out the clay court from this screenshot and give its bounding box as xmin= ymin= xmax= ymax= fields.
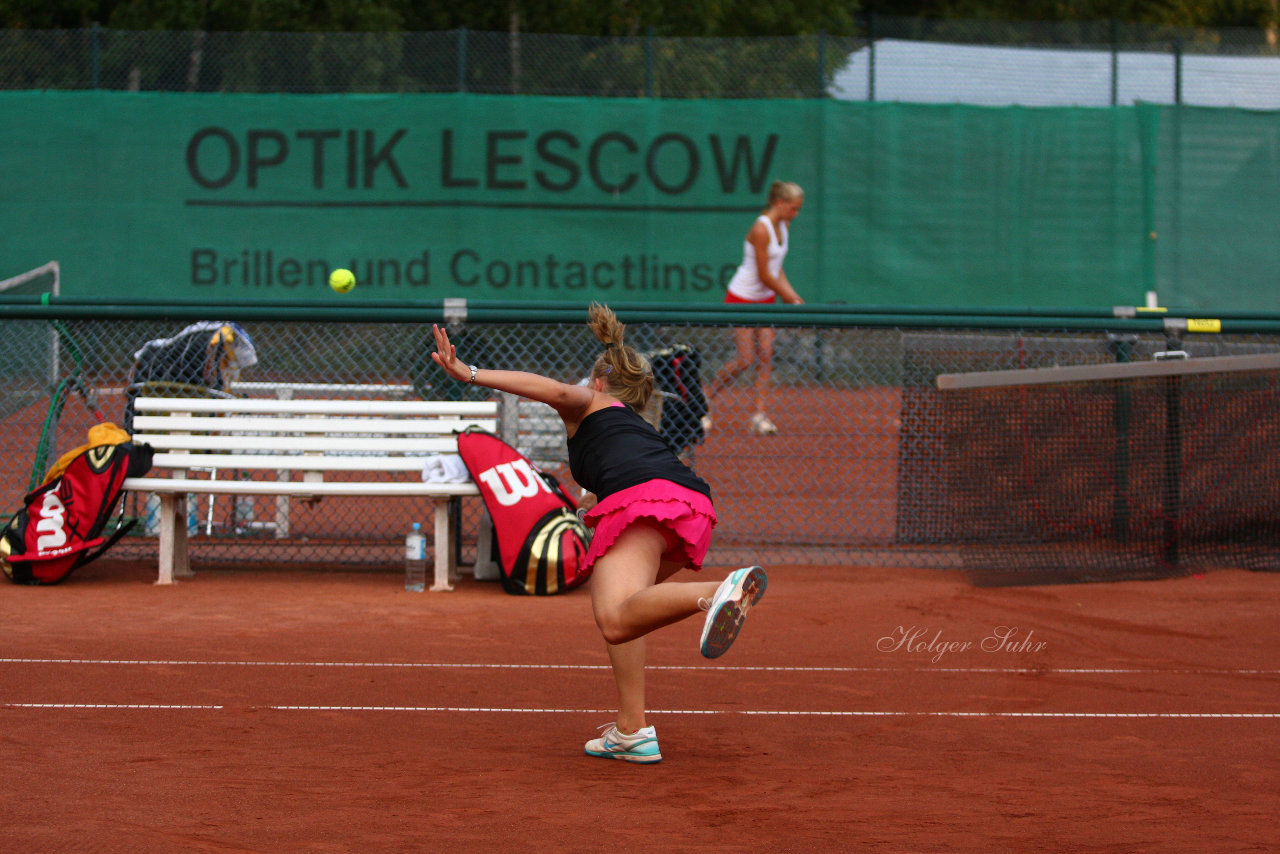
xmin=2 ymin=559 xmax=1275 ymax=852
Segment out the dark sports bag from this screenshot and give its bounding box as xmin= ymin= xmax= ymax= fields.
xmin=456 ymin=427 xmax=590 ymax=596
xmin=1 ymin=435 xmax=154 ymax=585
xmin=646 ymin=344 xmax=708 ymax=453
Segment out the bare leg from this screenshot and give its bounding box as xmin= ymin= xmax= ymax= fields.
xmin=590 ymin=523 xmax=721 ymax=731
xmin=591 ymin=524 xmax=720 ymax=644
xmin=607 ymin=638 xmax=647 ymax=733
xmin=753 ymin=326 xmax=776 ymax=417
xmin=706 ymin=326 xmax=759 ymax=400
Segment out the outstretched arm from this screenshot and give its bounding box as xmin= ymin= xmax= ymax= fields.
xmin=430 ymin=324 xmax=594 ymax=423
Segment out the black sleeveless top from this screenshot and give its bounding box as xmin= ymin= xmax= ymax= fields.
xmin=567 ymin=405 xmax=712 ymax=503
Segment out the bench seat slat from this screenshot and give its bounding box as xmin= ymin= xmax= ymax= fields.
xmin=123 ymin=477 xmax=479 ymax=497
xmin=130 ymin=414 xmax=496 ymax=435
xmin=134 ymin=434 xmax=464 ymax=453
xmin=149 ymin=453 xmax=444 ymax=472
xmin=133 ymin=397 xmax=498 ymax=417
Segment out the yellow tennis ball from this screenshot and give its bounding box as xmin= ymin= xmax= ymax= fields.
xmin=329 ymin=268 xmax=356 ymax=293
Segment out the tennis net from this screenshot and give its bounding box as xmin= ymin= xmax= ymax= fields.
xmin=937 ymin=353 xmax=1280 ymax=586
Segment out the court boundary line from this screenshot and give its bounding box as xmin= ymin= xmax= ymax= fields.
xmin=2 ymin=658 xmax=1277 ymax=676
xmin=3 ymin=702 xmax=1278 ymax=719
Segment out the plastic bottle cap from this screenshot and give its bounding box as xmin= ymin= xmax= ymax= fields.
xmin=412 ymin=522 xmax=421 ymax=531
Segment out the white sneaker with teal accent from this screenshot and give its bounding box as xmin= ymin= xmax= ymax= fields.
xmin=699 ymin=566 xmax=768 ymax=659
xmin=584 ymin=723 xmax=662 ymax=763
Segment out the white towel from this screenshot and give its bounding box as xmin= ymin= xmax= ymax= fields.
xmin=439 ymin=454 xmax=471 ymax=483
xmin=422 ymin=454 xmax=471 ymax=484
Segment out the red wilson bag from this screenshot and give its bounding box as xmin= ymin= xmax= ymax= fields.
xmin=1 ymin=433 xmax=154 ymax=585
xmin=456 ymin=427 xmax=590 ymax=596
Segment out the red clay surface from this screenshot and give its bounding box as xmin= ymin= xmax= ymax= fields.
xmin=2 ymin=561 xmax=1277 ymax=852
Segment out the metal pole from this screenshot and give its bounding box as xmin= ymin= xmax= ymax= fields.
xmin=1108 ymin=334 xmax=1136 ymax=542
xmin=91 ymin=23 xmax=101 ymax=89
xmin=1162 ymin=373 xmax=1182 ymax=568
xmin=817 ymin=30 xmax=827 ymax=97
xmin=867 ymin=13 xmax=877 ymax=102
xmin=456 ymin=28 xmax=468 ymax=93
xmin=1110 ymin=18 xmax=1119 ymax=106
xmin=644 ymin=27 xmax=654 ymax=98
xmin=1173 ymin=38 xmax=1183 ymax=105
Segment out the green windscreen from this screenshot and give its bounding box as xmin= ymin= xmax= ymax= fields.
xmin=1 ymin=92 xmax=1274 ymax=310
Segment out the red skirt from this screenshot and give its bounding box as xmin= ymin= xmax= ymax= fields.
xmin=582 ymin=480 xmax=717 ymax=572
xmin=724 ymin=290 xmax=777 ymax=305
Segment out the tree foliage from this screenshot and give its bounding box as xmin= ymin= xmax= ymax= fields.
xmin=868 ymin=0 xmax=1278 ymax=29
xmin=0 ymin=0 xmax=1274 ymax=32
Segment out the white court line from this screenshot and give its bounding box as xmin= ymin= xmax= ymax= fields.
xmin=1 ymin=658 xmax=1277 ymax=676
xmin=2 ymin=703 xmax=1278 ymax=719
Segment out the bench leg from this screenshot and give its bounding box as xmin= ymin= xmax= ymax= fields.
xmin=155 ymin=493 xmax=192 ymax=585
xmin=429 ymin=498 xmax=454 ymax=592
xmin=274 ymin=492 xmax=290 ymax=539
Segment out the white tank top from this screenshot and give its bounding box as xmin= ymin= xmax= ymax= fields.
xmin=726 ymin=215 xmax=788 ymax=302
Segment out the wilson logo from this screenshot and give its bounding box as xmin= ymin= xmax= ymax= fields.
xmin=35 ymin=491 xmax=69 ymax=552
xmin=521 ymin=512 xmax=588 ymax=595
xmin=478 ymin=460 xmax=552 ymax=507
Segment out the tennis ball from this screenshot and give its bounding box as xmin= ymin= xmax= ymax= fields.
xmin=329 ymin=268 xmax=356 ymax=293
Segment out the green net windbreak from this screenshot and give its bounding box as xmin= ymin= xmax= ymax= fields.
xmin=938 ymin=354 xmax=1280 ymax=586
xmin=0 ymin=92 xmax=1241 ymax=310
xmin=4 ymin=93 xmax=1278 ymax=311
xmin=1148 ymin=104 xmax=1280 ymax=312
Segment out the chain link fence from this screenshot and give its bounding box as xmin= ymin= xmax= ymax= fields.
xmin=5 ymin=304 xmax=1280 ymax=576
xmin=1 ymin=17 xmax=1276 ymax=104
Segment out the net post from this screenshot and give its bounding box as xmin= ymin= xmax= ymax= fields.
xmin=1156 ymin=320 xmax=1188 ymax=569
xmin=1162 ymin=370 xmax=1182 ymax=570
xmin=1108 ymin=333 xmax=1138 ymax=542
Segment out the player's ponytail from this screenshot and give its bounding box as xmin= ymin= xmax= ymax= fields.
xmin=587 ymin=302 xmax=654 ymax=412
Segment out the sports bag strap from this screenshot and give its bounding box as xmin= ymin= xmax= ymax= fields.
xmin=71 ymin=517 xmax=138 ymax=571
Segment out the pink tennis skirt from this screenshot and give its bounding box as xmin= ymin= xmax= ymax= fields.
xmin=582 ymin=479 xmax=717 ymax=572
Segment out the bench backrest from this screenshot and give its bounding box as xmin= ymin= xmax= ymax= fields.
xmin=129 ymin=396 xmax=498 ymax=474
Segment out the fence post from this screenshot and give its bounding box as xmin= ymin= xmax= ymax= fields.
xmin=817 ymin=30 xmax=827 ymax=97
xmin=91 ymin=23 xmax=101 ymax=89
xmin=867 ymin=13 xmax=877 ymax=102
xmin=1110 ymin=18 xmax=1119 ymax=106
xmin=1173 ymin=38 xmax=1183 ymax=104
xmin=644 ymin=26 xmax=654 ymax=97
xmin=509 ymin=12 xmax=521 ymax=94
xmin=456 ymin=28 xmax=468 ymax=93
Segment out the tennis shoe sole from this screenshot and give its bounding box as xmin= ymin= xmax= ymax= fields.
xmin=699 ymin=566 xmax=768 ymax=659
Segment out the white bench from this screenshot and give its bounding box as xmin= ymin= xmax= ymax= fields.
xmin=123 ymin=396 xmax=498 ymax=589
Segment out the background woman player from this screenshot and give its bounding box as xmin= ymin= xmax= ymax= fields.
xmin=705 ymin=180 xmax=805 ymax=435
xmin=431 ymin=305 xmax=767 ymax=764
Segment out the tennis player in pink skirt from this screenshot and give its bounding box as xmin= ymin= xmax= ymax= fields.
xmin=432 ymin=304 xmax=767 ymax=764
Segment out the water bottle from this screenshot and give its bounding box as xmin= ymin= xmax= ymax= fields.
xmin=404 ymin=522 xmax=427 ymax=592
xmin=187 ymin=494 xmax=200 ymax=536
xmin=234 ymin=473 xmax=255 ymax=533
xmin=144 ymin=493 xmax=161 ymax=536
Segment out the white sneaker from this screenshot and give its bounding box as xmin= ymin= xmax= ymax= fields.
xmin=698 ymin=566 xmax=768 ymax=659
xmin=584 ymin=723 xmax=662 ymax=763
xmin=750 ymin=412 xmax=777 ymax=435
